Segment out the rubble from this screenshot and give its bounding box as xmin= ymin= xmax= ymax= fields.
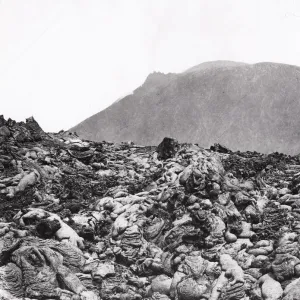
xmin=0 ymin=116 xmax=300 ymax=299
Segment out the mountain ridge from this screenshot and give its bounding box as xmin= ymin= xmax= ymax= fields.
xmin=70 ymin=61 xmax=300 ymax=154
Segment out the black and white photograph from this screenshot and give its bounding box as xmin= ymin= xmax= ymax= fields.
xmin=1 ymin=1 xmax=300 ymax=299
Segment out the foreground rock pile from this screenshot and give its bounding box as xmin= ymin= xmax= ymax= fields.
xmin=1 ymin=117 xmax=300 ymax=299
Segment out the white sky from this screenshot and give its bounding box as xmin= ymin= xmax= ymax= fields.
xmin=1 ymin=0 xmax=300 ymax=132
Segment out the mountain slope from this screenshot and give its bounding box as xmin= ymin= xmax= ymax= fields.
xmin=71 ymin=61 xmax=300 ymax=154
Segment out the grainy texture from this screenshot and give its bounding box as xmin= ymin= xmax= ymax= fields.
xmin=1 ymin=116 xmax=300 ymax=299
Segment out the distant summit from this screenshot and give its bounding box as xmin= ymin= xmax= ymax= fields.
xmin=183 ymin=60 xmax=248 ymax=73
xmin=70 ymin=61 xmax=300 ymax=154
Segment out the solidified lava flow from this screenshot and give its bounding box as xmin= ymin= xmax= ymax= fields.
xmin=1 ymin=116 xmax=300 ymax=299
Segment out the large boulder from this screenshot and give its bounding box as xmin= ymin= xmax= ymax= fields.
xmin=157 ymin=137 xmax=180 ymax=160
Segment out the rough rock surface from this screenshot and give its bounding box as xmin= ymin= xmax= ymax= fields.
xmin=1 ymin=116 xmax=300 ymax=299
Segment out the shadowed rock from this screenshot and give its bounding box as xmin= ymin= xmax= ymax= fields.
xmin=157 ymin=137 xmax=180 ymax=160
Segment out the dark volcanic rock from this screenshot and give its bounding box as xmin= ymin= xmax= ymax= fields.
xmin=36 ymin=218 xmax=61 ymax=238
xmin=0 ymin=117 xmax=300 ymax=300
xmin=157 ymin=137 xmax=180 ymax=160
xmin=0 ymin=115 xmax=6 ymax=127
xmin=210 ymin=143 xmax=232 ymax=154
xmin=25 ymin=116 xmax=47 ymax=141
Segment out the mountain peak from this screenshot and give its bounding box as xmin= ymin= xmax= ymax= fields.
xmin=184 ymin=60 xmax=248 ymax=73
xmin=142 ymin=71 xmax=177 ymax=87
xmin=71 ymin=61 xmax=300 ymax=154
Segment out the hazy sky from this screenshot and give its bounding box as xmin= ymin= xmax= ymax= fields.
xmin=1 ymin=0 xmax=300 ymax=131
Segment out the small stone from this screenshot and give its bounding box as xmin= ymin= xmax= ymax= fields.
xmin=92 ymin=262 xmax=115 ymax=279
xmin=200 ymin=199 xmax=213 ymax=209
xmin=224 ymin=230 xmax=237 ymax=243
xmin=278 ymin=187 xmax=291 ymax=196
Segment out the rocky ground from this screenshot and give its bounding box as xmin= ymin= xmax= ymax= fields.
xmin=1 ymin=116 xmax=300 ymax=300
